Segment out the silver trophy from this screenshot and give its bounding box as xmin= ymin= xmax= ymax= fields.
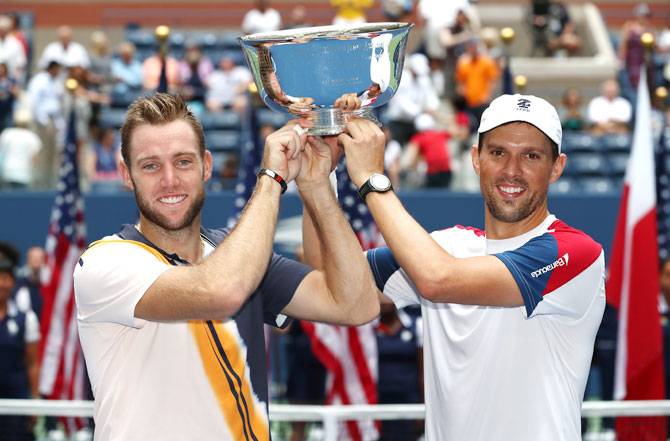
xmin=238 ymin=22 xmax=413 ymax=135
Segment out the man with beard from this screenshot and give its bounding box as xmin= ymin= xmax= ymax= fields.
xmin=73 ymin=93 xmax=380 ymax=441
xmin=305 ymin=94 xmax=605 ymax=441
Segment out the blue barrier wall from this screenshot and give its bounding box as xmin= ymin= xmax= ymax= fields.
xmin=1 ymin=190 xmax=620 ymax=264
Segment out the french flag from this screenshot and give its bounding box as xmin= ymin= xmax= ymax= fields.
xmin=606 ymin=66 xmax=666 ymax=439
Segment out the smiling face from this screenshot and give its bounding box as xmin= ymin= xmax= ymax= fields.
xmin=120 ymin=120 xmax=212 ymax=233
xmin=472 ymin=122 xmax=565 ymax=236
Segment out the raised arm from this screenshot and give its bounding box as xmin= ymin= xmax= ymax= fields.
xmin=283 ymin=133 xmax=380 ymax=325
xmin=340 ymin=119 xmax=522 ymax=307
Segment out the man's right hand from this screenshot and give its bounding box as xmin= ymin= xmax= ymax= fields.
xmin=338 ymin=118 xmax=386 ymax=187
xmin=261 ymin=120 xmax=310 ymax=183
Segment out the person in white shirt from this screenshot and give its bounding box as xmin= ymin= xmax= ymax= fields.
xmin=27 ymin=60 xmax=64 ymax=189
xmin=0 ymin=15 xmax=26 ymax=84
xmin=0 ymin=109 xmax=42 ymax=188
xmin=39 ymin=25 xmax=90 ymax=72
xmin=241 ymin=0 xmax=282 ymax=35
xmin=586 ymin=79 xmax=633 ymax=136
xmin=305 ymin=94 xmax=605 ymax=440
xmin=205 ymin=56 xmax=252 ymax=115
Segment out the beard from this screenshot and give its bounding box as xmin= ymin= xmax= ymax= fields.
xmin=482 ymin=178 xmax=546 ymax=224
xmin=133 ymin=182 xmax=206 ymax=232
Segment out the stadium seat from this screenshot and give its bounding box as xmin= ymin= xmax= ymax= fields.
xmin=205 ymin=130 xmax=243 ymax=152
xmin=598 ymin=134 xmax=632 ymax=152
xmin=562 ymin=131 xmax=599 ymax=153
xmin=256 ymin=108 xmax=291 ymax=128
xmin=567 ymin=152 xmax=609 ymax=177
xmin=580 ymin=177 xmax=619 ymax=194
xmin=200 ymin=111 xmax=241 ymax=130
xmin=99 ymin=107 xmax=128 ymax=129
xmin=607 ymin=152 xmax=629 ymax=178
xmin=549 ymin=177 xmax=578 ymax=195
xmin=125 ymin=28 xmax=157 ymax=51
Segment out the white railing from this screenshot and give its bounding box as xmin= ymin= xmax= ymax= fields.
xmin=2 ymin=399 xmax=670 ymax=441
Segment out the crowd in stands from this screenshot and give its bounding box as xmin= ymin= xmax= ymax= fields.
xmin=0 ymin=0 xmax=669 ymax=195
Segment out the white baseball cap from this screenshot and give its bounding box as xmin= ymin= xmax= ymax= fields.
xmin=478 ymin=94 xmax=562 ymax=153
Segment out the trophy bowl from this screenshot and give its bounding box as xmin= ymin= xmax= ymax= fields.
xmin=238 ymin=22 xmax=413 ymax=135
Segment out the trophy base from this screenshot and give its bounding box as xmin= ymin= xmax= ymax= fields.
xmin=293 ymin=108 xmax=382 ymax=136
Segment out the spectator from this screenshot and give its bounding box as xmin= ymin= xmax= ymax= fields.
xmin=587 ymin=79 xmax=632 ymax=136
xmin=141 ymin=48 xmax=179 ymax=92
xmin=241 ymin=0 xmax=282 ymax=35
xmin=7 ymin=13 xmax=28 ymax=60
xmin=0 ymin=109 xmax=42 ymax=189
xmin=331 ymin=0 xmax=373 ymax=26
xmin=0 ymin=15 xmax=26 ymax=85
xmin=417 ymin=0 xmax=468 ymax=76
xmin=87 ymin=126 xmax=122 ymax=193
xmin=376 ymin=304 xmax=423 ymax=441
xmin=87 ymin=31 xmax=112 ymax=94
xmin=13 ymin=246 xmax=46 ymax=320
xmin=439 ymin=8 xmax=476 ymax=98
xmin=205 ymin=56 xmax=252 ymax=115
xmin=39 ymin=25 xmax=90 ymax=72
xmin=382 ymin=125 xmax=402 ymax=189
xmin=528 ymin=0 xmax=581 ymax=57
xmin=283 ymin=4 xmax=312 ymax=30
xmin=455 ymin=38 xmax=500 ymax=128
xmin=401 ymin=113 xmax=453 ymax=188
xmin=27 ymin=60 xmax=64 ymax=189
xmin=110 ymin=41 xmax=143 ymax=99
xmin=381 ymin=0 xmax=413 ymax=22
xmin=384 ymin=52 xmax=440 ymax=147
xmin=177 ymin=40 xmax=214 ymax=105
xmin=618 ymin=3 xmax=655 ymax=91
xmin=559 ymin=88 xmax=586 ymax=132
xmin=0 ymin=62 xmax=19 ymax=132
xmin=0 ymin=241 xmax=40 ymax=441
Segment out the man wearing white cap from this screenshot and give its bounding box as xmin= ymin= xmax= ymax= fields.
xmin=305 ymin=94 xmax=606 ymax=440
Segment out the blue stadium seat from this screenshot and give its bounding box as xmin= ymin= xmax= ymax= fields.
xmin=200 ymin=111 xmax=241 ymax=130
xmin=256 ymin=108 xmax=291 ymax=128
xmin=562 ymin=131 xmax=599 ymax=153
xmin=125 ymin=29 xmax=157 ymax=50
xmin=566 ymin=152 xmax=609 ymax=177
xmin=607 ymin=152 xmax=629 ymax=178
xmin=99 ymin=107 xmax=128 ymax=129
xmin=579 ymin=177 xmax=620 ymax=194
xmin=597 ymin=134 xmax=632 ymax=152
xmin=549 ymin=177 xmax=578 ymax=195
xmin=205 ymin=130 xmax=243 ymax=152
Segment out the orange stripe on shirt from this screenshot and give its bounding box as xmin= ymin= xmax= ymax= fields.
xmin=189 ymin=320 xmax=269 ymax=441
xmin=81 ymin=239 xmax=168 ymax=264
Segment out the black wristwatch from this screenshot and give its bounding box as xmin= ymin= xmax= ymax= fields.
xmin=357 ymin=173 xmax=393 ymax=202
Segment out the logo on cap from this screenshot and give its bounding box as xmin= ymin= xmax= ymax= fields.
xmin=516 ymin=98 xmax=531 ymax=111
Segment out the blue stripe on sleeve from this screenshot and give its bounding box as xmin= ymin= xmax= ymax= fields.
xmin=367 ymin=247 xmax=401 ymax=291
xmin=493 ymin=234 xmax=558 ymax=316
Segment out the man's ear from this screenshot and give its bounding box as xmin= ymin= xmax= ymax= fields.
xmin=471 ymin=144 xmax=481 ymax=176
xmin=550 ymin=153 xmax=567 ymax=183
xmin=120 ymin=160 xmax=134 ymax=190
xmin=203 ymin=150 xmax=213 ymax=182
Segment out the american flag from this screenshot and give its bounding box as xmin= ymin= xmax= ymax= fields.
xmin=301 ymin=158 xmax=384 ymax=441
xmin=656 ymin=124 xmax=670 ymax=260
xmin=39 ymin=107 xmax=87 ymax=433
xmin=227 ymin=99 xmax=261 ymax=228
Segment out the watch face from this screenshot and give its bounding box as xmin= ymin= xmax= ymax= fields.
xmin=370 ymin=174 xmax=391 ymax=191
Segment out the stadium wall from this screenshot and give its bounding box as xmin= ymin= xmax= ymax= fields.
xmin=1 ymin=191 xmax=620 ymax=265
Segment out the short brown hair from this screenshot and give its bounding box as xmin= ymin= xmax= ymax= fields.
xmin=120 ymin=93 xmax=206 ymax=168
